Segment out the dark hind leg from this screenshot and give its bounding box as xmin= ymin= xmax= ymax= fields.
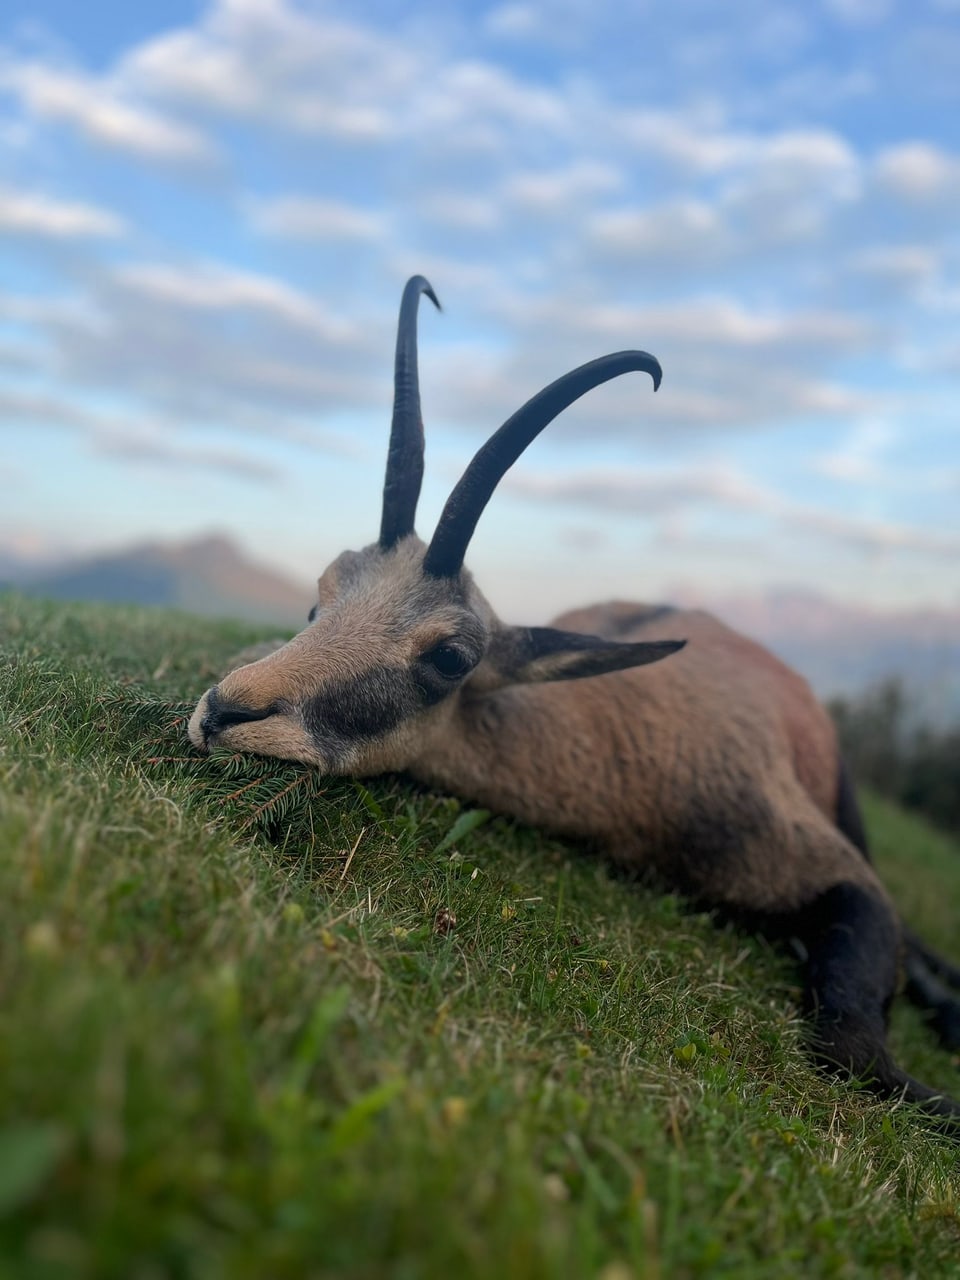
xmin=835 ymin=758 xmax=960 ymax=1048
xmin=902 ymin=939 xmax=960 ymax=1052
xmin=902 ymin=927 xmax=960 ymax=992
xmin=901 ymin=939 xmax=960 ymax=1050
xmin=796 ymin=881 xmax=960 ymax=1127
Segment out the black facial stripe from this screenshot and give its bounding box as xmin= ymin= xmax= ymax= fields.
xmin=301 ymin=659 xmax=468 ymax=752
xmin=300 ymin=665 xmax=427 ymax=749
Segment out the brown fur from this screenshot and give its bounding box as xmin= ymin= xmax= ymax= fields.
xmin=411 ymin=603 xmax=879 ymax=913
xmin=187 ymin=533 xmax=960 ymax=1123
xmin=190 ymin=547 xmax=880 ymax=918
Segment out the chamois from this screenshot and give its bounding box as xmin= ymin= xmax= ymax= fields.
xmin=189 ymin=276 xmax=960 ymax=1126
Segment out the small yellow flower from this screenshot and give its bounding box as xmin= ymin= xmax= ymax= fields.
xmin=25 ymin=920 xmax=61 ymax=957
xmin=441 ymin=1096 xmax=468 ymax=1128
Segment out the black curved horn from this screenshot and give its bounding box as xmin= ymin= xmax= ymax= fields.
xmin=379 ymin=275 xmax=442 ymax=550
xmin=422 ymin=350 xmax=662 ymax=578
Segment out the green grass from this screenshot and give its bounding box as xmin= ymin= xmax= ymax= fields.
xmin=2 ymin=590 xmax=960 ymax=1280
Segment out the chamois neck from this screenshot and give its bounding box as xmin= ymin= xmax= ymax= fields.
xmin=408 ymin=682 xmax=646 ymax=842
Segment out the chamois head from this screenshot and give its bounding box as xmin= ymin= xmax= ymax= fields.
xmin=187 ymin=276 xmax=683 ymax=773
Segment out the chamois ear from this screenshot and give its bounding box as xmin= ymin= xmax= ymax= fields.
xmin=486 ymin=626 xmax=686 ymax=686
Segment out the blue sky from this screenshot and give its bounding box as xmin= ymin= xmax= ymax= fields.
xmin=1 ymin=0 xmax=958 ymax=622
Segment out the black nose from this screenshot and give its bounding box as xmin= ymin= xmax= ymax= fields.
xmin=201 ymin=686 xmax=276 ymax=740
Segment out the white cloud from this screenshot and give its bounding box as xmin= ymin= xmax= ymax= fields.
xmin=483 ymin=4 xmax=542 ymax=38
xmin=619 ymin=109 xmax=745 ymax=173
xmin=875 ymin=142 xmax=960 ymax=199
xmin=94 ymin=430 xmax=283 ymax=483
xmin=2 ymin=262 xmax=384 ymax=445
xmin=823 ymin=0 xmax=892 ymax=23
xmin=789 ymin=504 xmax=960 ymax=557
xmin=428 ymin=60 xmax=569 ymax=133
xmin=0 ymin=384 xmax=281 ymax=482
xmin=0 ymin=386 xmax=96 ymax=430
xmin=417 ymin=291 xmax=876 ymax=439
xmin=848 ymin=244 xmax=938 ymax=287
xmin=716 ymin=129 xmax=861 ymax=243
xmin=118 ymin=0 xmax=411 ymax=140
xmin=812 ymin=424 xmax=952 ymax=494
xmin=508 ymin=461 xmax=960 ymax=559
xmin=540 ymin=295 xmax=869 ymax=353
xmin=748 ymin=129 xmax=858 ymax=173
xmin=754 ymin=65 xmax=875 ymax=115
xmin=504 ymin=162 xmax=622 ymax=209
xmin=428 ymin=348 xmax=873 ymax=439
xmin=275 ymin=98 xmax=397 ymax=141
xmin=0 ymin=338 xmax=41 ymax=376
xmin=114 ymin=261 xmax=358 ymax=342
xmin=115 ymin=0 xmax=585 ymax=154
xmin=813 ymin=419 xmax=896 ymax=482
xmin=115 ymin=28 xmax=259 ymax=114
xmin=607 ymin=118 xmax=863 ymax=247
xmin=417 ymin=162 xmax=623 ymax=236
xmin=507 ymin=463 xmax=771 ymax=514
xmin=420 ymin=193 xmax=502 ymax=232
xmin=620 ymin=115 xmax=858 ymax=183
xmin=589 ymin=200 xmax=728 ymax=263
xmin=0 ymin=188 xmax=124 ymax=238
xmin=0 ymin=59 xmax=212 ymax=161
xmin=248 ymin=196 xmax=388 ymax=240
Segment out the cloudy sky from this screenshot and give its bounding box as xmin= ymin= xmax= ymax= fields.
xmin=1 ymin=0 xmax=958 ymax=622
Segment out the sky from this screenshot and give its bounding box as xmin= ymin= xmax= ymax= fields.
xmin=1 ymin=0 xmax=958 ymax=623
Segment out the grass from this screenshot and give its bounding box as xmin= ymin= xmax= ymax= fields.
xmin=1 ymin=590 xmax=960 ymax=1279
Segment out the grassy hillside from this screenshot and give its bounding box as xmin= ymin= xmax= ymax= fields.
xmin=2 ymin=591 xmax=959 ymax=1280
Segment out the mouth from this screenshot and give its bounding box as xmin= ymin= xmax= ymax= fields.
xmin=186 ymin=690 xmax=327 ymax=767
xmin=188 ymin=685 xmax=282 ymax=752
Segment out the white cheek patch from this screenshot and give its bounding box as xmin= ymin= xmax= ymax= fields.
xmin=187 ymin=699 xmax=207 ymax=749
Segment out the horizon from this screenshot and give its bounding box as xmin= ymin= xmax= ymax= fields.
xmin=7 ymin=524 xmax=960 ymax=625
xmin=2 ymin=0 xmax=959 ymax=621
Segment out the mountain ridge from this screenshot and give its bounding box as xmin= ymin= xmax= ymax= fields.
xmin=2 ymin=533 xmax=310 ymax=626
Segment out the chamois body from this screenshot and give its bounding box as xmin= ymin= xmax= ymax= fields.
xmin=412 ymin=601 xmax=870 ymax=915
xmin=189 ymin=276 xmax=960 ymax=1128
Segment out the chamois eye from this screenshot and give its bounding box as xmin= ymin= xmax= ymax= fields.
xmin=420 ymin=642 xmax=474 ymax=680
xmin=307 ymin=603 xmax=319 ymax=622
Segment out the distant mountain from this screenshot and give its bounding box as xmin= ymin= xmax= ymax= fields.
xmin=685 ymin=587 xmax=960 ymax=726
xmin=5 ymin=534 xmax=310 ymax=627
